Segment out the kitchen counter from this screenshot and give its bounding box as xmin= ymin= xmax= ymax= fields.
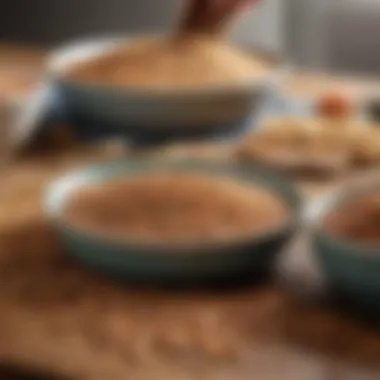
xmin=0 ymin=46 xmax=380 ymax=380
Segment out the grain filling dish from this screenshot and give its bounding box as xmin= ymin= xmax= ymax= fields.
xmin=66 ymin=35 xmax=273 ymax=90
xmin=65 ymin=171 xmax=289 ymax=246
xmin=324 ymin=192 xmax=380 ymax=247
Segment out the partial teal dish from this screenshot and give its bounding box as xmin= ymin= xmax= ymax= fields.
xmin=312 ymin=178 xmax=380 ymax=308
xmin=45 ymin=158 xmax=302 ymax=284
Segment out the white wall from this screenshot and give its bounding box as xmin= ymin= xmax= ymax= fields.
xmin=231 ymin=0 xmax=283 ymax=53
xmin=285 ymin=0 xmax=380 ymax=73
xmin=326 ymin=1 xmax=380 ymax=74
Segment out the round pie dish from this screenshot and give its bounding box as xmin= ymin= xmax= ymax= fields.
xmin=47 ymin=36 xmax=282 ymax=143
xmin=45 ymin=158 xmax=302 ymax=284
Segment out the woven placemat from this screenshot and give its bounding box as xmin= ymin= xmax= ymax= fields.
xmin=1 ymin=140 xmax=380 ymax=380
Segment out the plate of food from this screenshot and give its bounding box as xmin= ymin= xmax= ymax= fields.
xmin=47 ymin=35 xmax=282 ymax=138
xmin=236 ymin=91 xmax=380 ymax=178
xmin=15 ymin=1 xmax=286 ymax=149
xmin=45 ymin=158 xmax=302 ymax=284
xmin=44 ymin=0 xmax=283 ymax=140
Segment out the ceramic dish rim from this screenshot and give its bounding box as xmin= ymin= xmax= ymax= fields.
xmin=45 ymin=158 xmax=302 ymax=254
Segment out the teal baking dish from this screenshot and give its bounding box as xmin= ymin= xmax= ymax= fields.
xmin=45 ymin=158 xmax=302 ymax=284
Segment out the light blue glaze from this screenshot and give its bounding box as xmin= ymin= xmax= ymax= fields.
xmin=48 ymin=37 xmax=281 ymax=142
xmin=313 ymin=184 xmax=380 ymax=308
xmin=46 ymin=158 xmax=302 ymax=283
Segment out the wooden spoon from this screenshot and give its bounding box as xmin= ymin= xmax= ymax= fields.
xmin=179 ymin=0 xmax=259 ymax=37
xmin=179 ymin=0 xmax=209 ymax=34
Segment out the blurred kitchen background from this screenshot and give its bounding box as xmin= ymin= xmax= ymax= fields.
xmin=0 ymin=0 xmax=379 ymax=75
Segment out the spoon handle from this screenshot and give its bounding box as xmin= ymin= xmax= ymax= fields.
xmin=179 ymin=0 xmax=259 ymax=37
xmin=179 ymin=0 xmax=209 ymax=34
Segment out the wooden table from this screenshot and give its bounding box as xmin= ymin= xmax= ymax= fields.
xmin=0 ymin=46 xmax=380 ymax=380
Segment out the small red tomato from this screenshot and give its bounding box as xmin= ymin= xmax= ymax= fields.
xmin=317 ymin=93 xmax=352 ymax=119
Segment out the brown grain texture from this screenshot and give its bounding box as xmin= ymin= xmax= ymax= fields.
xmin=66 ymin=172 xmax=288 ymax=244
